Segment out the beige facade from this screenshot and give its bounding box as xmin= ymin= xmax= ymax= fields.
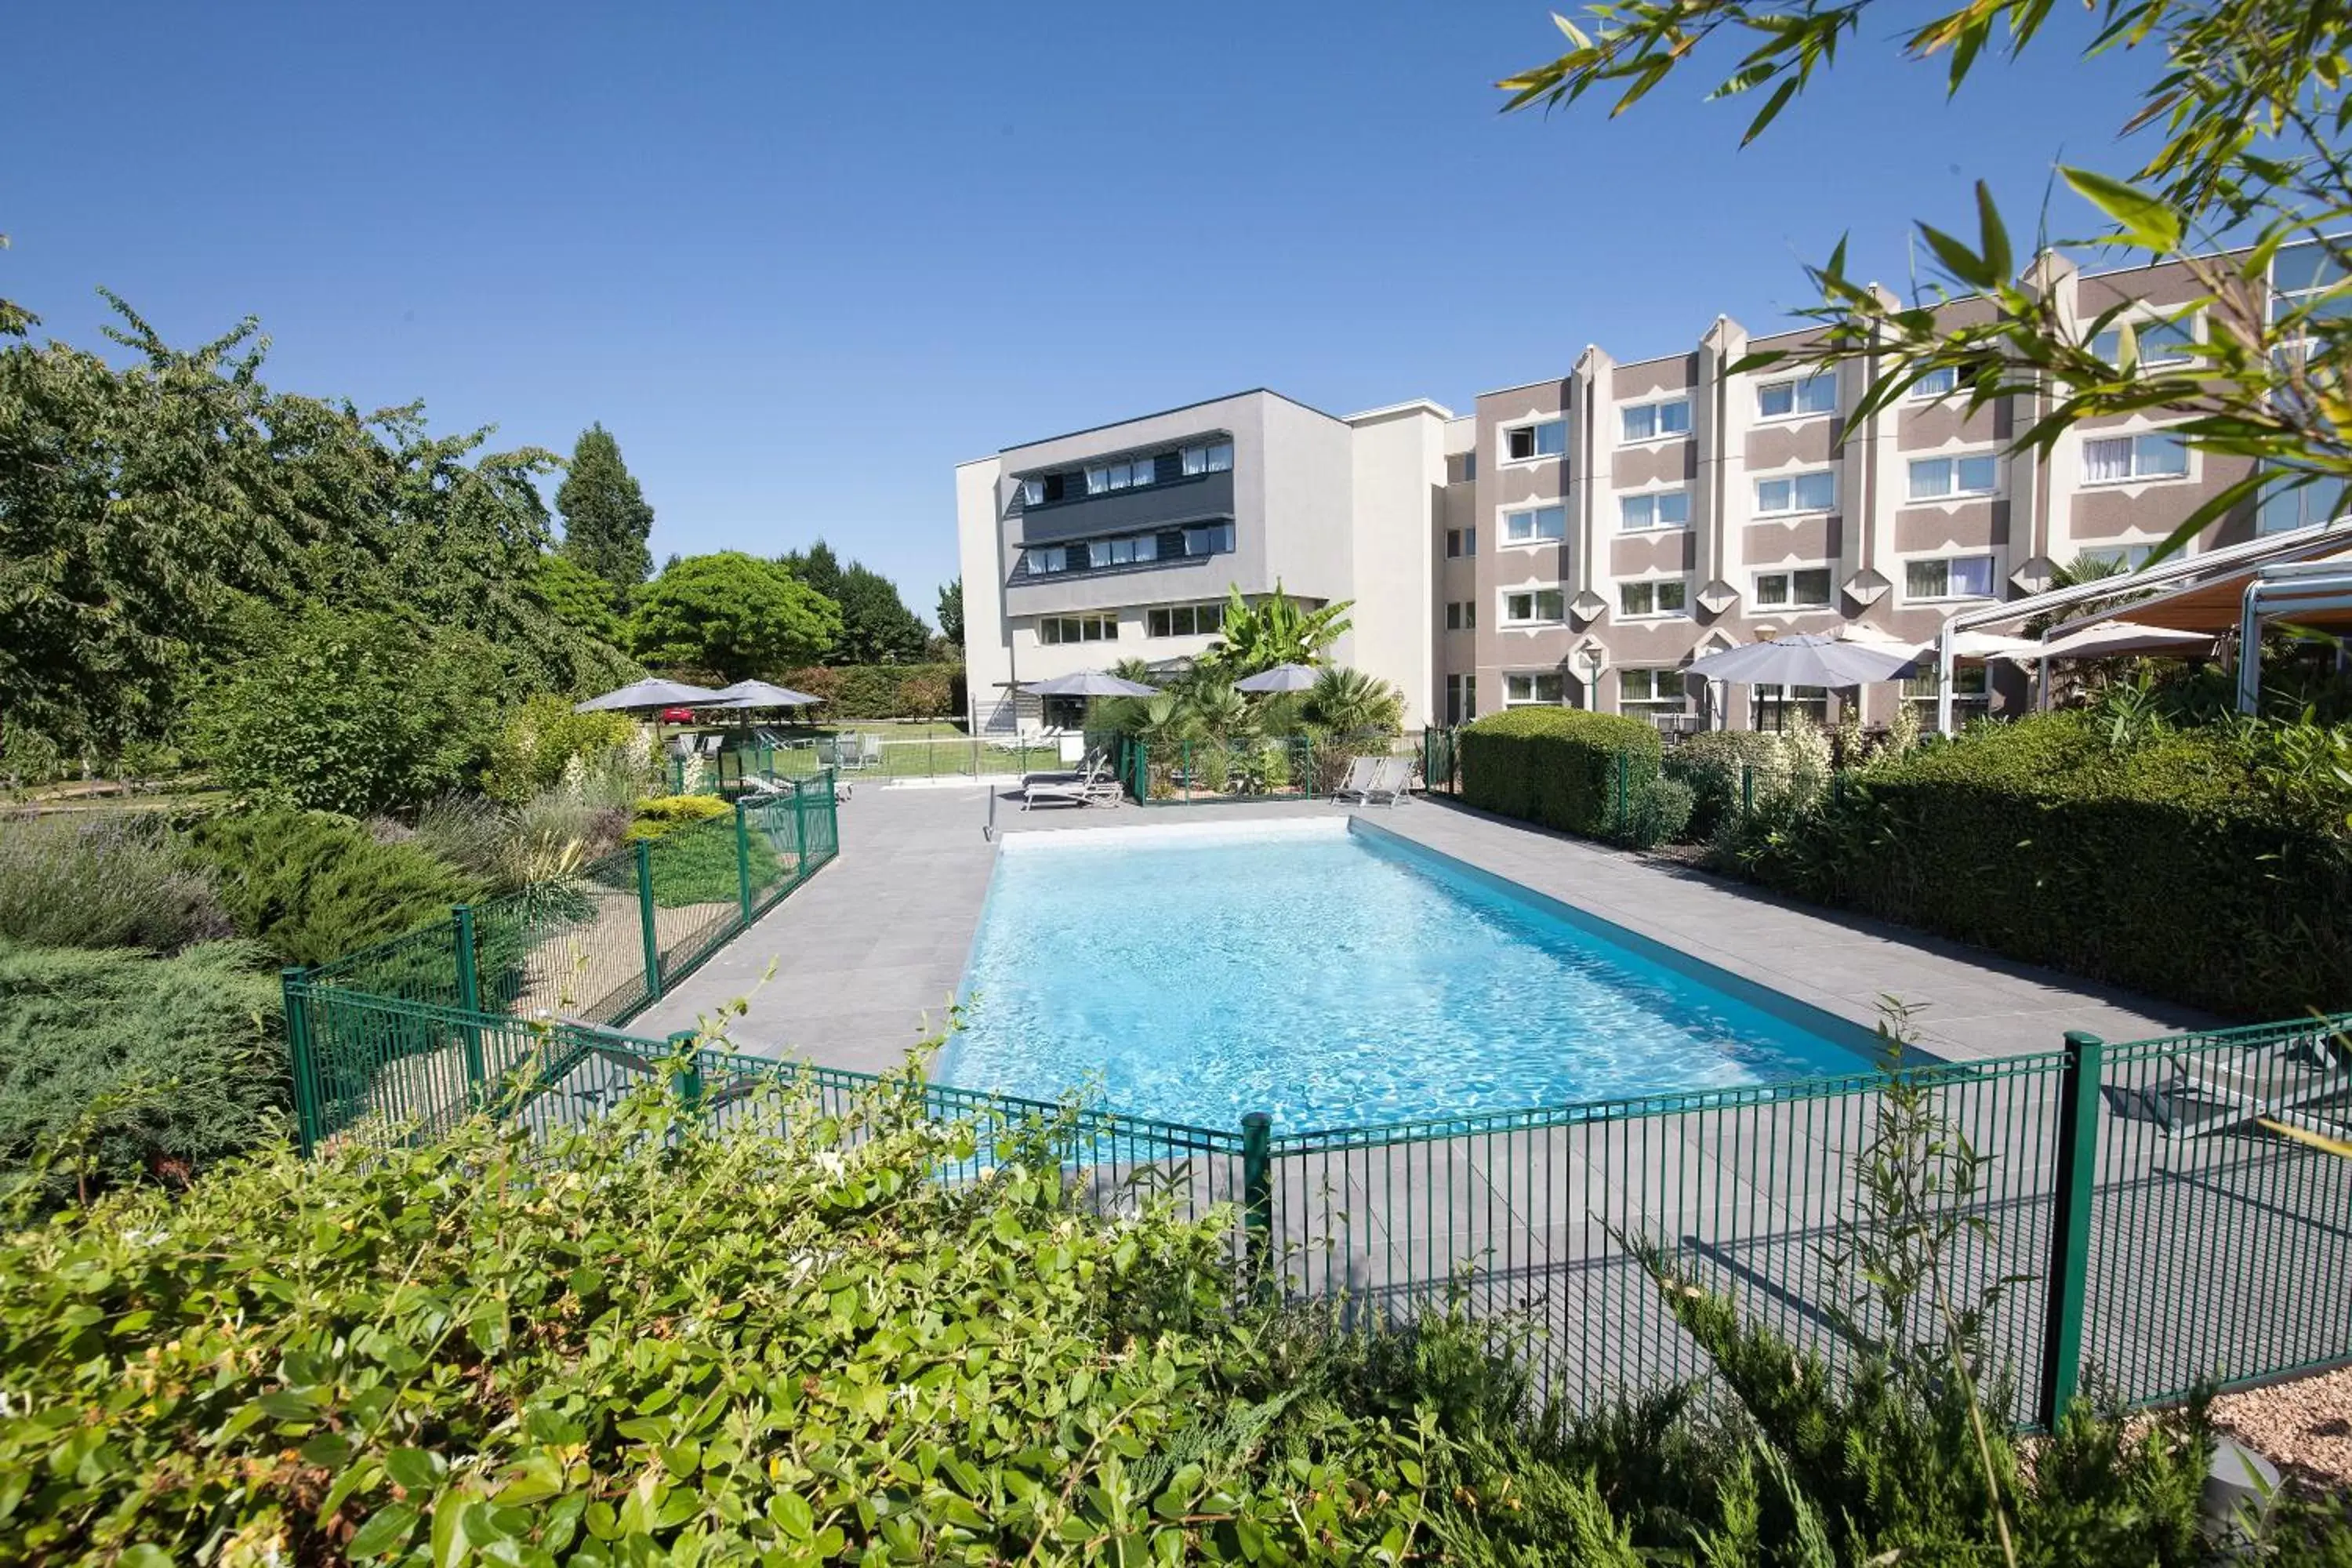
xmin=959 ymin=245 xmax=2315 ymax=735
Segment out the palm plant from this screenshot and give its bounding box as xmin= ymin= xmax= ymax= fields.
xmin=1199 ymin=583 xmax=1354 ymax=677
xmin=1303 ymin=666 xmax=1404 ymax=738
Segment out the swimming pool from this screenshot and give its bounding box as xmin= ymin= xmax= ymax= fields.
xmin=938 ymin=818 xmax=1871 ymax=1133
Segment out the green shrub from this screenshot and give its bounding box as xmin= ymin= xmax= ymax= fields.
xmin=1663 ymin=730 xmax=1795 ymax=840
xmin=1458 ymin=707 xmax=1662 ymax=837
xmin=1721 ymin=712 xmax=2352 ymax=1017
xmin=780 ymin=662 xmax=965 ymax=718
xmin=644 ymin=814 xmax=782 ymax=907
xmin=478 ymin=693 xmax=648 ymax=804
xmin=0 ymin=815 xmax=230 ymax=952
xmin=0 ymin=938 xmax=283 ymax=1207
xmin=1622 ymin=775 xmax=1696 ymax=849
xmin=185 ymin=608 xmax=503 ymax=817
xmin=182 ymin=809 xmax=483 ymax=967
xmin=625 ymin=792 xmax=730 ymax=840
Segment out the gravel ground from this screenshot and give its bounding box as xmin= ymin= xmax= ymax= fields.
xmin=2210 ymin=1366 xmax=2352 ymax=1492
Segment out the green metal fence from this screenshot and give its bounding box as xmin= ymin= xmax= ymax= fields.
xmin=1125 ymin=735 xmax=1417 ymax=805
xmin=670 ymin=735 xmax=1073 ymax=793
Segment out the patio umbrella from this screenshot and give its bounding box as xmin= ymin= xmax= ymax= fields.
xmin=710 ymin=679 xmax=824 ymax=709
xmin=1233 ymin=662 xmax=1319 ymax=693
xmin=2035 ymin=619 xmax=2216 ymax=659
xmin=1951 ymin=630 xmax=2043 ymax=660
xmin=1020 ymin=670 xmax=1161 ymax=697
xmin=574 ymin=677 xmax=725 ymax=713
xmin=1686 ymin=633 xmax=1922 ymax=687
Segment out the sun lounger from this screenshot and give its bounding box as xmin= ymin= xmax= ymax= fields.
xmin=2158 ymin=1026 xmax=2350 ymax=1145
xmin=1020 ymin=759 xmax=1121 ymax=811
xmin=1327 ymin=756 xmax=1380 ymax=803
xmin=1363 ymin=755 xmax=1412 ymax=806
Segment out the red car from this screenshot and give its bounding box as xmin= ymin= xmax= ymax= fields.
xmin=656 ymin=706 xmax=699 ymax=723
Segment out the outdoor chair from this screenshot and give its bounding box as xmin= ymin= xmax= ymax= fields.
xmin=816 ymin=734 xmax=857 ymax=770
xmin=2158 ymin=1028 xmax=2350 ymax=1150
xmin=1362 ymin=755 xmax=1412 ymax=806
xmin=1019 ymin=759 xmax=1120 ymax=811
xmin=1327 ymin=756 xmax=1379 ymax=803
xmin=857 ymin=734 xmax=883 ymax=771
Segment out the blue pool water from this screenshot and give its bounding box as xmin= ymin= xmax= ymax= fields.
xmin=938 ymin=818 xmax=1867 ymax=1132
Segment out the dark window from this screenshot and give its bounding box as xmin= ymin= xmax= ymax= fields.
xmin=1445 ymin=529 xmax=1462 ymax=558
xmin=1043 ymin=472 xmax=1068 ymax=503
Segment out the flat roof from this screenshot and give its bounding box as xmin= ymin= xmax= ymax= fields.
xmin=998 ymin=387 xmax=1342 ymax=454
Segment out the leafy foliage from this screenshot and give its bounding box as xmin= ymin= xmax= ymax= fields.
xmin=641 ymin=814 xmax=782 ymax=907
xmin=0 ymin=815 xmax=230 ymax=953
xmin=630 ymin=552 xmax=840 ymax=681
xmin=1498 ymin=0 xmax=2352 ymax=566
xmin=187 ymin=608 xmax=505 ymax=818
xmin=0 ymin=296 xmax=634 ymax=769
xmin=1302 ymin=666 xmax=1405 ymax=735
xmin=936 ymin=575 xmax=964 ymax=645
xmin=528 ymin=550 xmax=630 ymax=647
xmin=554 ymin=423 xmax=655 ymax=602
xmin=182 ymin=809 xmax=482 ymax=968
xmin=1199 ymin=583 xmax=1355 ymax=677
xmin=1662 ymin=729 xmax=1796 ymax=840
xmin=624 ymin=792 xmax=730 ymax=839
xmin=479 ymin=694 xmax=651 ymax=807
xmin=1715 ymin=711 xmax=2352 ymax=1015
xmin=1459 ymin=706 xmax=1664 ymax=838
xmin=779 ymin=539 xmax=931 ymax=665
xmin=0 ymin=938 xmax=283 ymax=1208
xmin=777 ymin=662 xmax=965 ymax=718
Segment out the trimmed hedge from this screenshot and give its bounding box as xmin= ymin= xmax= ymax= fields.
xmin=779 ymin=662 xmax=966 ymax=719
xmin=1733 ymin=714 xmax=2352 ymax=1018
xmin=1458 ymin=707 xmax=1662 ymax=839
xmin=1662 ymin=729 xmax=1795 ymax=840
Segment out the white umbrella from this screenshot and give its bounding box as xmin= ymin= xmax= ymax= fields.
xmin=1020 ymin=670 xmax=1161 ymax=697
xmin=575 ymin=677 xmax=724 ymax=713
xmin=711 ymin=679 xmax=824 ymax=709
xmin=1951 ymin=630 xmax=2043 ymax=660
xmin=1686 ymin=633 xmax=1922 ymax=687
xmin=1233 ymin=662 xmax=1319 ymax=693
xmin=2035 ymin=620 xmax=2216 ymax=659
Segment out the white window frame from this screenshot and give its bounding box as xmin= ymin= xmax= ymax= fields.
xmin=1500 ymin=503 xmax=1567 ymax=546
xmin=1753 ymin=468 xmax=1838 ymax=517
xmin=1502 ymin=670 xmax=1568 ymax=707
xmin=1025 ymin=546 xmax=1070 ymax=575
xmin=1901 ymin=554 xmax=2000 ymax=604
xmin=2071 ymin=543 xmax=2157 ymax=573
xmin=1755 ymin=371 xmax=1838 ymax=422
xmin=1618 ymin=488 xmax=1691 ymax=532
xmin=1145 ymin=601 xmax=1225 ymax=639
xmin=1901 ymin=665 xmax=1989 ymax=711
xmin=1501 ymin=418 xmax=1567 ymax=465
xmin=1500 ymin=585 xmax=1567 ymax=627
xmin=2089 ymin=309 xmax=2199 ymax=370
xmin=2081 ymin=429 xmax=2192 ymax=486
xmin=1754 ymin=683 xmax=1832 ymax=724
xmin=1180 ymin=440 xmax=1234 ymax=476
xmin=1619 ymin=396 xmax=1692 ymax=445
xmin=1908 ymin=365 xmax=1959 ymax=400
xmin=1038 ymin=613 xmax=1119 ymax=645
xmin=1905 ymin=450 xmax=2002 ymax=503
xmin=1751 ymin=564 xmax=1836 ymax=611
xmin=1020 ymin=477 xmax=1047 ymax=506
xmin=1083 ymin=455 xmax=1156 ymax=495
xmin=1617 ymin=577 xmax=1690 ymax=620
xmin=1617 ymin=667 xmax=1688 ymax=712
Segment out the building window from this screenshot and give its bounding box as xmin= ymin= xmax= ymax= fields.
xmin=1444 ymin=601 xmax=1477 ymax=631
xmin=1503 ymin=588 xmax=1566 ymax=625
xmin=1901 ymin=665 xmax=1989 ymax=713
xmin=1504 ymin=419 xmax=1567 ymax=462
xmin=1083 ymin=455 xmax=1156 ymax=495
xmin=1182 ymin=521 xmax=1236 ymax=557
xmin=1619 ymin=489 xmax=1690 ymax=531
xmin=2257 ymin=475 xmax=2350 ymax=534
xmin=1145 ymin=601 xmax=1225 ymax=637
xmin=2090 ymin=313 xmax=2197 ymax=368
xmin=1907 ymin=453 xmax=2000 ymax=501
xmin=1502 ymin=505 xmax=1566 ymax=544
xmin=1753 ymin=684 xmax=1831 ymax=725
xmin=2083 ymin=431 xmax=2189 ymax=484
xmin=1446 ymin=527 xmax=1479 ymax=558
xmin=1753 ymin=567 xmax=1835 ymax=608
xmin=1180 ymin=441 xmax=1233 ymax=476
xmin=1091 ymin=535 xmax=1159 ymax=568
xmin=1618 ymin=579 xmax=1688 ymax=619
xmin=1445 ymin=673 xmax=1478 ymax=724
xmin=1757 ymin=372 xmax=1837 ymax=419
xmin=1025 ymin=546 xmax=1069 ymax=575
xmin=1039 ymin=614 xmax=1118 ymax=644
xmin=1904 ymin=555 xmax=1998 ymax=601
xmin=1020 ymin=477 xmax=1047 ymax=506
xmin=1755 ymin=470 xmax=1837 ymax=516
xmin=1910 ymin=365 xmax=1958 ymax=398
xmin=1620 ymin=397 xmax=1691 ymax=442
xmin=1503 ymin=672 xmax=1566 ymax=706
xmin=2073 ymin=543 xmax=2156 ymax=572
xmin=1461 ymin=453 xmax=1477 ymax=481
xmin=1619 ymin=668 xmax=1686 ymax=713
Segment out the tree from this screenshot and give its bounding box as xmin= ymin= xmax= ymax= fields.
xmin=780 ymin=540 xmax=927 ymax=664
xmin=555 ymin=424 xmax=655 ymax=602
xmin=1305 ymin=667 xmax=1405 ymax=736
xmin=937 ymin=578 xmax=964 ymax=645
xmin=1198 ymin=583 xmax=1354 ymax=677
xmin=528 ymin=550 xmax=627 ymax=647
xmin=629 ymin=552 xmax=840 ymax=681
xmin=1500 ymin=0 xmax=2352 ymax=561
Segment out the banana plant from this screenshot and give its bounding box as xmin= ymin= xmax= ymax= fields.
xmin=1199 ymin=582 xmax=1354 ymax=677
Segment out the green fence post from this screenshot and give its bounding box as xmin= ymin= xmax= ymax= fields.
xmin=1742 ymin=763 xmax=1755 ymax=818
xmin=1242 ymin=1111 xmax=1273 ymax=1301
xmin=734 ymin=800 xmax=754 ymax=924
xmin=2038 ymin=1029 xmax=2106 ymax=1429
xmin=670 ymin=1029 xmax=704 ymax=1118
xmin=281 ymin=967 xmax=318 ymax=1157
xmin=635 ymin=838 xmax=662 ymax=1001
xmin=452 ymin=904 xmax=486 ymax=1105
xmin=790 ymin=775 xmax=810 ymax=886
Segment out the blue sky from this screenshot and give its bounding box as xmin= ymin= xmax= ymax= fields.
xmin=6 ymin=2 xmax=2158 ymax=626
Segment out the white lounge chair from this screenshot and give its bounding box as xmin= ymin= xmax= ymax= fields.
xmin=2161 ymin=1028 xmax=2350 ymax=1149
xmin=1020 ymin=759 xmax=1120 ymax=811
xmin=1363 ymin=755 xmax=1412 ymax=807
xmin=1327 ymin=756 xmax=1380 ymax=803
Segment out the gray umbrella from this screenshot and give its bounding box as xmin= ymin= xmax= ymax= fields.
xmin=1233 ymin=662 xmax=1319 ymax=693
xmin=1020 ymin=670 xmax=1160 ymax=697
xmin=574 ymin=677 xmax=726 ymax=713
xmin=711 ymin=679 xmax=825 ymax=709
xmin=1686 ymin=633 xmax=1922 ymax=687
